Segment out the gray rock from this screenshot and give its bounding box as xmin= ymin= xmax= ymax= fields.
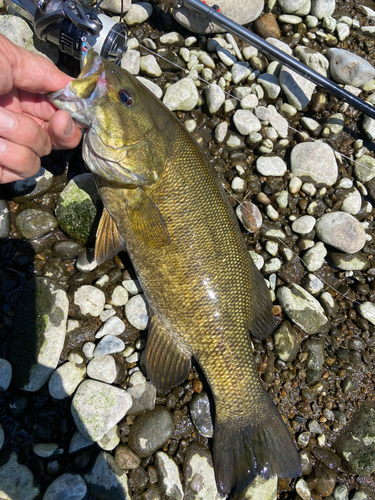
xmin=305 ymin=339 xmax=325 ymax=372
xmin=155 ymin=452 xmax=184 ymax=500
xmin=215 ymin=121 xmax=228 ymax=143
xmin=121 ymin=49 xmax=140 ymax=75
xmin=9 ymin=277 xmax=68 ymax=391
xmin=87 ymin=355 xmax=117 ymax=384
xmin=341 ymin=188 xmax=362 ymax=215
xmin=183 ymin=444 xmax=221 ymax=500
xmin=115 ymin=444 xmax=141 ymax=469
xmin=205 ymin=84 xmax=225 ymax=113
xmin=329 ymin=252 xmax=369 ymax=271
xmin=0 ymin=424 xmax=4 ymax=451
xmin=290 ymin=142 xmax=338 ymax=186
xmin=15 ymin=208 xmax=58 ymax=240
xmin=84 ymin=451 xmax=131 ymax=500
xmin=0 ymin=199 xmax=9 ymax=238
xmin=295 ymin=46 xmax=330 ymax=77
xmin=52 ymin=240 xmax=83 ymax=260
xmin=358 ymin=301 xmax=375 ymax=325
xmin=163 ymin=78 xmax=199 ymax=111
xmin=292 ymin=215 xmax=316 ymax=234
xmin=55 ymin=174 xmax=100 ymax=245
xmin=172 ymin=0 xmax=264 ymax=35
xmin=279 ymin=66 xmax=316 ymax=110
xmin=266 ymin=37 xmax=293 ymax=56
xmin=326 ymin=48 xmax=375 ymax=87
xmin=256 ymin=156 xmax=287 ymax=176
xmin=303 ymin=273 xmax=324 ymax=295
xmin=96 ymin=316 xmax=126 ymax=339
xmin=189 ymin=391 xmax=214 ymax=438
xmin=354 ymin=154 xmax=375 ymax=182
xmin=48 ymin=361 xmax=86 ymax=400
xmin=10 ymin=167 xmax=54 ymax=202
xmin=257 ymin=73 xmax=281 ymax=99
xmin=277 ymin=284 xmax=328 ymax=334
xmin=274 ymin=321 xmax=301 ymax=362
xmin=302 ymin=242 xmax=327 ymax=272
xmin=127 ymin=382 xmax=157 ymax=416
xmin=125 ymin=294 xmax=150 ymax=330
xmin=363 ymin=115 xmax=375 ymax=141
xmin=42 ymin=473 xmax=87 ymax=500
xmin=233 ymin=110 xmax=261 ymax=136
xmin=0 ymin=358 xmax=12 ymax=392
xmin=140 ymin=55 xmax=162 ymax=77
xmin=122 ymin=279 xmax=142 ymax=295
xmin=97 ymin=426 xmax=120 ymax=451
xmin=128 ymin=406 xmax=174 ymax=458
xmin=310 ymin=0 xmax=335 ymax=19
xmin=236 ymin=202 xmax=263 ymax=233
xmin=73 ymin=285 xmax=106 ymax=318
xmin=71 ymin=380 xmax=132 ymax=441
xmin=99 ymin=0 xmax=131 ymax=14
xmin=232 ymin=62 xmax=251 ymax=84
xmin=278 ymin=0 xmax=311 ymax=15
xmin=268 ymin=105 xmax=288 ymax=138
xmin=216 ymin=46 xmax=237 ymax=66
xmin=69 ymin=431 xmax=94 ymax=454
xmin=335 ymin=402 xmax=375 ymax=474
xmin=94 ymin=335 xmax=125 ymax=357
xmin=315 ymin=212 xmax=366 ymax=253
xmin=325 ymin=112 xmax=345 ymax=134
xmin=125 ymin=2 xmax=153 ymax=25
xmin=0 ymin=451 xmax=40 ymax=499
xmin=136 ymin=77 xmax=163 ymax=99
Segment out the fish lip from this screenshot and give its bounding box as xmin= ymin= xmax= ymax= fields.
xmin=49 ymin=84 xmax=86 ymax=114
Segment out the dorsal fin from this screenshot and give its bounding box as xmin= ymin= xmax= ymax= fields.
xmin=144 ymin=315 xmax=191 ymax=393
xmin=95 ymin=207 xmax=126 ymax=264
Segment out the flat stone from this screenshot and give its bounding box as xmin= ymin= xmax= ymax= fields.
xmin=73 ymin=285 xmax=106 ymax=318
xmin=43 ymin=473 xmax=87 ymax=500
xmin=290 ymin=142 xmax=338 ymax=186
xmin=256 ymin=156 xmax=287 ymax=176
xmin=315 ymin=212 xmax=366 ymax=253
xmin=279 ymin=66 xmax=316 ymax=110
xmin=48 ymin=361 xmax=86 ymax=400
xmin=163 ymin=78 xmax=199 ymax=111
xmin=326 ymin=48 xmax=375 ymax=87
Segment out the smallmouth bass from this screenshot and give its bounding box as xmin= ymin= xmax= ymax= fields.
xmin=50 ymin=50 xmax=301 ymax=496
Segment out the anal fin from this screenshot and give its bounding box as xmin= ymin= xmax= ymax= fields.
xmin=95 ymin=207 xmax=126 ymax=264
xmin=144 ymin=315 xmax=191 ymax=393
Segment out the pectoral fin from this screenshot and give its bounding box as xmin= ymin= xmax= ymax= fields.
xmin=126 ymin=188 xmax=171 ymax=248
xmin=144 ymin=315 xmax=191 ymax=393
xmin=95 ymin=207 xmax=126 ymax=264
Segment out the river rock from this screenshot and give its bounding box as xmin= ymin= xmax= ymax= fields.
xmin=236 ymin=202 xmax=263 ymax=232
xmin=354 ymin=154 xmax=375 ymax=182
xmin=43 ymin=473 xmax=87 ymax=500
xmin=125 ymin=2 xmax=153 ymax=25
xmin=172 ymin=0 xmax=264 ymax=34
xmin=71 ymin=380 xmax=132 ymax=441
xmin=205 ymin=84 xmax=225 ymax=113
xmin=279 ymin=66 xmax=316 ymax=110
xmin=84 ymin=451 xmax=131 ymax=500
xmin=9 ymin=277 xmax=68 ymax=391
xmin=0 ymin=358 xmax=12 ymax=392
xmin=290 ymin=142 xmax=338 ymax=186
xmin=155 ymin=452 xmax=184 ymax=500
xmin=358 ymin=301 xmax=375 ymax=325
xmin=315 ymin=212 xmax=366 ymax=253
xmin=127 ymin=382 xmax=157 ymax=416
xmin=311 ymin=0 xmax=336 ymax=19
xmin=163 ymin=77 xmax=199 ymax=111
xmin=125 ymin=294 xmax=150 ymax=330
xmin=277 ymin=284 xmax=328 ymax=334
xmin=274 ymin=321 xmax=301 ymax=362
xmin=233 ymin=109 xmax=262 ymax=135
xmin=87 ymin=355 xmax=117 ymax=384
xmin=10 ymin=166 xmax=54 ymax=202
xmin=278 ymin=0 xmax=311 ymax=15
xmin=302 ymin=242 xmax=327 ymax=272
xmin=94 ymin=335 xmax=125 ymax=357
xmin=72 ymin=285 xmax=106 ymax=318
xmin=99 ymin=0 xmax=131 ymax=14
xmin=15 ymin=208 xmax=58 ymax=240
xmin=0 ymin=451 xmax=40 ymax=499
xmin=189 ymin=391 xmax=214 ymax=438
xmin=295 ymin=46 xmax=330 ymax=78
xmin=328 ymin=252 xmax=369 ymax=271
xmin=183 ymin=444 xmax=221 ymax=499
xmin=326 ymin=48 xmax=375 ymax=87
xmin=48 ymin=361 xmax=86 ymax=399
xmin=256 ymin=156 xmax=287 ymax=176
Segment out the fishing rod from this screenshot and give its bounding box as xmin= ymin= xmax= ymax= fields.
xmin=169 ymin=0 xmax=375 ymax=120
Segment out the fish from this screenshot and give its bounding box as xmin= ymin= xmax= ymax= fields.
xmin=50 ymin=50 xmax=301 ymax=496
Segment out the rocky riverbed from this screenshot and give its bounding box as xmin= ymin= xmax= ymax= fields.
xmin=1 ymin=0 xmax=375 ymax=499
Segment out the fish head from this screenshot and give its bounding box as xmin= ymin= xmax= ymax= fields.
xmin=50 ymin=50 xmax=168 ymax=186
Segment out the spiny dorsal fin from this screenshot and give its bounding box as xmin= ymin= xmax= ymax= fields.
xmin=248 ymin=256 xmax=276 ymax=341
xmin=95 ymin=207 xmax=126 ymax=264
xmin=144 ymin=315 xmax=191 ymax=393
xmin=126 ymin=188 xmax=171 ymax=248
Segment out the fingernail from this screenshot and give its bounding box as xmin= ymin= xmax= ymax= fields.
xmin=64 ymin=117 xmax=74 ymax=136
xmin=0 ymin=109 xmax=16 ymax=130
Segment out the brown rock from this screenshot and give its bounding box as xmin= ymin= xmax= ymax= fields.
xmin=254 ymin=13 xmax=281 ymax=39
xmin=115 ymin=444 xmax=141 ymax=469
xmin=307 ymin=462 xmax=337 ymax=497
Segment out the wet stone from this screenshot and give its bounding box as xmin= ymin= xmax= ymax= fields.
xmin=84 ymin=451 xmax=131 ymax=500
xmin=115 ymin=444 xmax=141 ymax=470
xmin=315 ymin=212 xmax=366 ymax=254
xmin=155 ymin=451 xmax=184 ymax=500
xmin=71 ymin=380 xmax=132 ymax=442
xmin=73 ymin=285 xmax=106 ymax=318
xmin=354 ymin=154 xmax=375 ymax=182
xmin=205 ymin=84 xmax=225 ymax=114
xmin=304 ymin=339 xmax=325 ymax=372
xmin=333 ymin=484 xmax=349 ymax=500
xmin=125 ymin=1 xmax=153 ymax=25
xmin=0 ymin=358 xmax=12 ymax=392
xmin=43 ymin=472 xmax=87 ymax=500
xmin=308 ymin=462 xmax=336 ymax=497
xmin=236 ymin=202 xmax=262 ymax=232
xmin=277 ymin=284 xmax=328 ymax=334
xmin=189 ymin=391 xmax=214 ymax=438
xmin=328 ymin=252 xmax=369 ymax=271
xmin=240 ymin=475 xmax=278 ymax=499
xmin=15 ymin=208 xmax=58 ymax=239
xmin=9 ymin=276 xmax=68 ymax=391
xmin=128 ymin=406 xmax=174 ymax=458
xmin=0 ymin=451 xmax=40 ymax=499
xmin=52 ymin=240 xmax=83 ymax=260
xmin=48 ymin=361 xmax=86 ymax=399
xmin=335 ymin=402 xmax=375 ymax=474
xmin=127 ymin=382 xmax=157 ymax=416
xmin=274 ymin=321 xmax=301 ymax=362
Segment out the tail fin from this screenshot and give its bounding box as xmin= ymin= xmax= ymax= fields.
xmin=213 ymin=393 xmax=301 ymax=496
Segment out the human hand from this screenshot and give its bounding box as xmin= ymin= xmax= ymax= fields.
xmin=0 ymin=34 xmax=82 ymax=184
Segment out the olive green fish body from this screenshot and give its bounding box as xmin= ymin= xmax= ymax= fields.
xmin=50 ymin=51 xmax=301 ymax=496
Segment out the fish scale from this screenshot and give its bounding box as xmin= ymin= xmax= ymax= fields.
xmin=50 ymin=49 xmax=301 ymax=497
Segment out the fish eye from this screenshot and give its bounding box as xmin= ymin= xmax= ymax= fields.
xmin=119 ymin=88 xmax=133 ymax=106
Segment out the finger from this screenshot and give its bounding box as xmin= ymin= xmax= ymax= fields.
xmin=0 ymin=34 xmax=73 ymax=94
xmin=0 ymin=87 xmax=23 ymax=114
xmin=0 ymin=50 xmax=14 ymax=96
xmin=0 ymin=107 xmax=52 ymax=158
xmin=45 ymin=110 xmax=83 ymax=150
xmin=0 ymin=138 xmax=40 ymax=184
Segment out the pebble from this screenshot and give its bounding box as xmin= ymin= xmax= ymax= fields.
xmin=358 ymin=301 xmax=375 ymax=325
xmin=290 ymin=142 xmax=338 ymax=186
xmin=256 ymin=155 xmax=287 ymax=176
xmin=295 ymin=46 xmax=330 ymax=77
xmin=97 ymin=425 xmax=120 ymax=451
xmin=15 ymin=208 xmax=58 ymax=240
xmin=215 ymin=121 xmax=228 ymax=143
xmin=0 ymin=358 xmax=12 ymax=392
xmin=329 ymin=252 xmax=369 ymax=271
xmin=42 ymin=473 xmax=87 ymax=500
xmin=205 ymin=84 xmax=225 ymax=113
xmin=0 ymin=199 xmax=9 ymax=238
xmin=9 ymin=277 xmax=68 ymax=392
xmin=266 ymin=37 xmax=293 ymax=55
xmin=277 ymin=284 xmax=328 ymax=334
xmin=292 ymin=215 xmax=316 ymax=234
xmin=311 ymin=0 xmax=336 ymax=19
xmin=73 ymin=285 xmax=106 ymax=318
xmin=115 ymin=444 xmax=141 ymax=470
xmin=71 ymin=380 xmax=132 ymax=441
xmin=274 ymin=321 xmax=301 ymax=362
xmin=362 ymin=115 xmax=375 ymax=141
xmin=48 ymin=361 xmax=86 ymax=400
xmin=333 ymin=484 xmax=349 ymax=500
xmin=337 ymin=22 xmax=350 ymax=41
xmin=296 ymin=478 xmax=311 ymax=500
xmin=121 ymin=49 xmax=140 ymax=75
xmin=84 ymin=451 xmax=131 ymax=500
xmin=231 ymin=62 xmax=250 ymax=84
xmin=163 ymin=78 xmax=199 ymax=111
xmin=341 ymin=188 xmax=362 ymax=215
xmin=127 ymin=382 xmax=157 ymax=416
xmin=155 ymin=452 xmax=184 ymax=500
xmin=354 ymin=154 xmax=375 ymax=182
xmin=140 ymin=55 xmax=162 ymax=77
xmin=125 ymin=2 xmax=153 ymax=25
xmin=233 ymin=109 xmax=261 ymax=135
xmin=304 ymin=274 xmax=324 ymax=295
xmin=0 ymin=452 xmax=40 ymax=499
xmin=326 ymin=48 xmax=375 ymax=87
xmin=236 ymin=202 xmax=263 ymax=232
xmin=136 ymin=77 xmax=163 ymax=99
xmin=302 ymin=242 xmax=327 ymax=272
xmin=257 ymin=73 xmax=281 ymax=99
xmin=125 ymin=294 xmax=149 ymax=330
xmin=268 ymin=105 xmax=288 ymax=138
xmin=87 ymin=355 xmax=117 ymax=384
xmin=254 ymin=13 xmax=281 ymax=39
xmin=128 ymin=406 xmax=174 ymax=458
xmin=96 ymin=316 xmax=125 ymax=339
xmin=241 ymin=475 xmax=278 ymax=499
xmin=69 ymin=431 xmax=94 ymax=454
xmin=189 ymin=391 xmax=214 ymax=438
xmin=82 ymin=342 xmax=96 ymax=359
xmin=279 ymin=66 xmax=316 ymax=110
xmin=94 ymin=335 xmax=125 ymax=357
xmin=278 ymin=0 xmax=311 ymax=15
xmin=99 ymin=0 xmax=130 ymax=14
xmin=9 ymin=167 xmax=54 ymax=202
xmin=315 ymin=212 xmax=366 ymax=253
xmin=240 ymin=93 xmax=259 ymax=109
xmin=183 ymin=444 xmax=221 ymax=500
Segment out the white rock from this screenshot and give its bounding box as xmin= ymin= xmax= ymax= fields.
xmin=155 ymin=452 xmax=184 ymax=500
xmin=121 ymin=50 xmax=140 ymax=75
xmin=310 ymin=0 xmax=335 ymax=19
xmin=292 ymin=215 xmax=316 ymax=234
xmin=358 ymin=301 xmax=375 ymax=325
xmin=96 ymin=316 xmax=126 ymax=339
xmin=99 ymin=0 xmax=131 ymax=14
xmin=290 ymin=142 xmax=338 ymax=186
xmin=74 ymin=285 xmax=105 ymax=318
xmin=163 ymin=78 xmax=199 ymax=111
xmin=302 ymin=242 xmax=327 ymax=272
xmin=315 ymin=212 xmax=366 ymax=253
xmin=233 ymin=110 xmax=262 ymax=135
xmin=48 ymin=362 xmax=86 ymax=400
xmin=125 ymin=2 xmax=153 ymax=25
xmin=256 ymin=156 xmax=287 ymax=176
xmin=136 ymin=77 xmax=163 ymax=99
xmin=205 ymin=84 xmax=225 ymax=113
xmin=140 ymin=55 xmax=162 ymax=77
xmin=125 ymin=294 xmax=150 ymax=330
xmin=94 ymin=335 xmax=125 ymax=357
